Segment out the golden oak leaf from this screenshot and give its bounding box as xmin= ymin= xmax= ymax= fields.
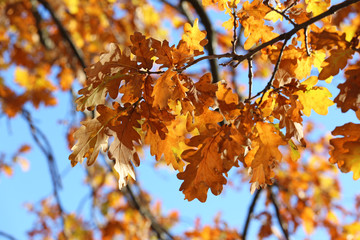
xmin=152 ymin=39 xmax=175 ymax=69
xmin=245 ymin=122 xmax=286 ymax=189
xmin=305 ymin=0 xmax=330 ymax=16
xmin=130 ymin=32 xmax=155 ymax=70
xmin=187 ymin=73 xmax=218 ymax=115
xmin=58 ymin=67 xmax=74 ymax=91
xmin=177 ymin=125 xmax=243 ymax=202
xmin=295 ymin=76 xmax=334 ymax=116
xmin=202 ymin=0 xmax=230 ymax=11
xmin=334 ymin=63 xmax=360 ymax=114
xmin=14 ymin=67 xmax=57 ymax=108
xmin=182 ymin=19 xmax=208 ymax=54
xmin=241 ymin=17 xmax=278 ymax=50
xmin=69 ymin=118 xmax=109 ymax=167
xmin=330 ymin=123 xmax=360 ymax=180
xmin=152 ymin=69 xmax=177 ymax=109
xmin=173 ymin=40 xmax=194 ymax=67
xmin=301 ymin=207 xmax=315 ymax=234
xmin=318 ymin=48 xmax=354 ymax=80
xmin=119 ymin=75 xmax=144 ymax=104
xmin=216 ymin=81 xmax=241 ymax=121
xmin=78 ymin=44 xmax=138 ymax=111
xmin=239 ymin=0 xmax=270 ymax=19
xmin=144 ymin=114 xmax=187 ymax=172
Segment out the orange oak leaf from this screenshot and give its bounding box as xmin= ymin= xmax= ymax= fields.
xmin=78 ymin=43 xmax=138 ymax=111
xmin=318 ymin=48 xmax=354 ymax=80
xmin=119 ymin=75 xmax=145 ymax=104
xmin=216 ymin=81 xmax=241 ymax=121
xmin=241 ymin=16 xmax=278 ymax=50
xmin=130 ymin=32 xmax=155 ymax=70
xmin=151 ymin=39 xmax=176 ymax=69
xmin=186 ymin=73 xmax=218 ymax=115
xmin=177 ymin=125 xmax=244 ymax=202
xmin=334 ymin=63 xmax=360 ymax=115
xmin=245 ymin=122 xmax=286 ymax=192
xmin=144 ymin=114 xmax=187 ymax=172
xmin=96 ymin=102 xmax=142 ymax=188
xmin=330 ymin=123 xmax=360 ymax=180
xmin=69 ymin=118 xmax=109 ymax=167
xmin=152 ymin=69 xmax=178 ymax=109
xmin=182 ymin=19 xmax=208 ymax=54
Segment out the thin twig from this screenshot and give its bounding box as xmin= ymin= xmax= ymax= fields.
xmin=247 ymin=58 xmax=253 ymax=101
xmin=0 ymin=231 xmax=18 ymax=240
xmin=264 ymin=0 xmax=297 ymax=26
xmin=38 ymin=0 xmax=87 ymax=69
xmin=231 ymin=8 xmax=238 ymax=54
xmin=304 ymin=26 xmax=311 ymax=56
xmin=242 ymin=189 xmax=262 ymax=240
xmin=185 ymin=0 xmax=220 ymax=83
xmin=103 ymin=158 xmax=174 ymax=239
xmin=250 ymin=37 xmax=289 ymax=104
xmin=21 ymin=110 xmax=67 ymax=237
xmin=283 ymin=0 xmax=298 ymax=12
xmin=269 ymin=186 xmax=289 ymax=240
xmin=30 ymin=0 xmax=54 ymax=50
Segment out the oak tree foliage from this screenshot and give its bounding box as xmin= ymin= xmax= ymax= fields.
xmin=1 ymin=0 xmax=360 ymax=239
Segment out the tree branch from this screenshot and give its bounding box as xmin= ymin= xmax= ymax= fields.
xmin=0 ymin=231 xmax=18 ymax=240
xmin=242 ymin=189 xmax=262 ymax=240
xmin=21 ymin=109 xmax=67 ymax=238
xmin=184 ymin=0 xmax=220 ymax=83
xmin=37 ymin=0 xmax=87 ymax=69
xmin=269 ymin=186 xmax=289 ymax=240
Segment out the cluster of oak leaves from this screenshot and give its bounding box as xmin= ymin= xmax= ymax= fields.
xmin=69 ymin=11 xmax=360 ymax=204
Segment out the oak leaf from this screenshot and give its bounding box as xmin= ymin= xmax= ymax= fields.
xmin=295 ymin=76 xmax=334 ymax=116
xmin=334 ymin=63 xmax=360 ymax=115
xmin=330 ymin=123 xmax=360 ymax=180
xmin=182 ymin=19 xmax=208 ymax=54
xmin=245 ymin=122 xmax=286 ymax=191
xmin=78 ymin=44 xmax=138 ymax=111
xmin=318 ymin=48 xmax=354 ymax=80
xmin=177 ymin=125 xmax=244 ymax=202
xmin=69 ymin=119 xmax=109 ymax=167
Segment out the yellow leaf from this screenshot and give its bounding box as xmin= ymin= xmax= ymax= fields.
xmin=305 ymin=0 xmax=330 ymax=16
xmin=296 ymin=77 xmax=334 ymax=116
xmin=301 ymin=207 xmax=315 ymax=234
xmin=182 ymin=19 xmax=208 ymax=53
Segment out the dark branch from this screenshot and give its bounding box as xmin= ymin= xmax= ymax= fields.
xmin=38 ymin=0 xmax=87 ymax=69
xmin=185 ymin=0 xmax=220 ymax=83
xmin=257 ymin=37 xmax=289 ymax=104
xmin=124 ymin=183 xmax=175 ymax=240
xmin=264 ymin=0 xmax=297 ymax=26
xmin=0 ymin=231 xmax=18 ymax=240
xmin=21 ymin=109 xmax=67 ymax=237
xmin=304 ymin=26 xmax=311 ymax=56
xmin=247 ymin=58 xmax=253 ymax=101
xmin=242 ymin=189 xmax=262 ymax=240
xmin=269 ymin=186 xmax=289 ymax=240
